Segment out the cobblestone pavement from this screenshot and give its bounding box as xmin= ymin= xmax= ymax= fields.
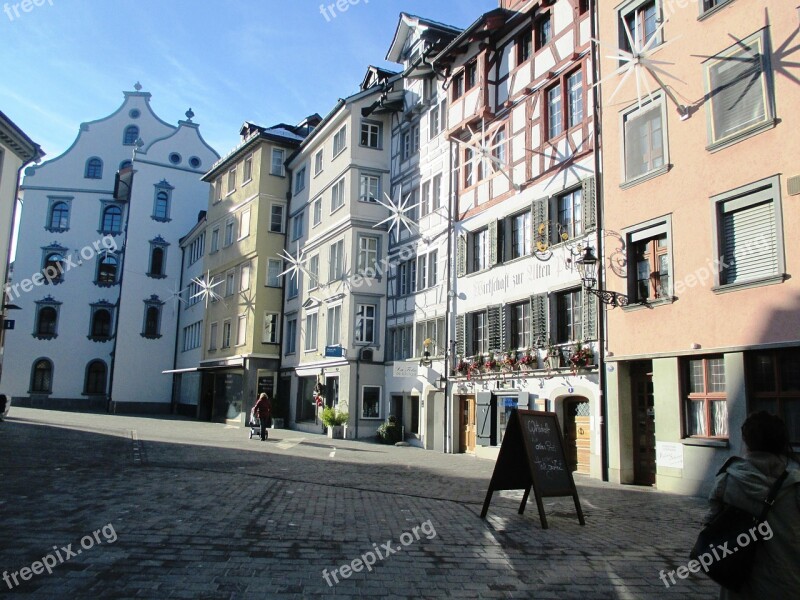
xmin=0 ymin=408 xmax=720 ymax=599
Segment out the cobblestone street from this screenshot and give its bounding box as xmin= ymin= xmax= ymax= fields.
xmin=0 ymin=409 xmax=719 ymax=598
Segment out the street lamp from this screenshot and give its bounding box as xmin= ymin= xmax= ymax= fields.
xmin=575 ymin=246 xmax=631 ymax=308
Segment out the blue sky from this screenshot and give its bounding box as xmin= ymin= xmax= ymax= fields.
xmin=0 ymin=0 xmax=495 ymax=159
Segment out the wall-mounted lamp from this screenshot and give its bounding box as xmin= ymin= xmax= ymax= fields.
xmin=575 ymin=246 xmax=631 ymax=308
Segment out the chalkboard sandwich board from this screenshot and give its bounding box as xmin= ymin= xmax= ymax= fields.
xmin=480 ymin=409 xmax=585 ymax=529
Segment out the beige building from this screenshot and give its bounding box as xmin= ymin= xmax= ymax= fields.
xmin=0 ymin=110 xmax=43 ymax=371
xmin=196 ymin=118 xmax=318 ymax=424
xmin=598 ymin=0 xmax=800 ymax=493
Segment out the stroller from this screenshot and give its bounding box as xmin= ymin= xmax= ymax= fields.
xmin=248 ymin=408 xmax=267 ymax=440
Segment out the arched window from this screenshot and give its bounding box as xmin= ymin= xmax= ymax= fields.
xmin=119 ymin=160 xmax=132 ymax=170
xmin=144 ymin=306 xmax=160 ymax=337
xmin=154 ymin=190 xmax=169 ymax=220
xmin=84 ymin=361 xmax=107 ymax=394
xmin=48 ymin=202 xmax=70 ymax=230
xmin=36 ymin=307 xmax=58 ymax=336
xmin=96 ymin=254 xmax=118 ymax=285
xmin=91 ymin=309 xmax=112 ymax=338
xmin=101 ymin=206 xmax=122 ymax=233
xmin=31 ymin=359 xmax=53 ymax=393
xmin=149 ymin=247 xmax=164 ymax=276
xmin=43 ymin=253 xmax=65 ymax=282
xmin=85 ymin=157 xmax=103 ymax=179
xmin=123 ymin=125 xmax=139 ymax=145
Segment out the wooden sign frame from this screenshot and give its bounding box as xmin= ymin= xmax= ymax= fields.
xmin=480 ymin=409 xmax=585 ymax=529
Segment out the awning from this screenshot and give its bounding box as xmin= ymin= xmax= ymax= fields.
xmin=161 ymin=367 xmax=207 ymax=374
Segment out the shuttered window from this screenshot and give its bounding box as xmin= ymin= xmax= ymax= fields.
xmin=623 ymin=100 xmax=664 ymax=181
xmin=720 ymin=200 xmax=776 ymax=285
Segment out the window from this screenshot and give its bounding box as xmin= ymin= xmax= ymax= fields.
xmin=491 ymin=129 xmax=507 ymax=168
xmin=266 ymin=259 xmax=282 ymax=287
xmin=142 ymin=297 xmax=163 ymax=339
xmin=702 ymin=0 xmax=732 ymax=13
xmin=208 ymin=322 xmax=218 ymax=351
xmin=634 ymin=235 xmax=670 ymax=302
xmin=240 ymin=261 xmax=251 ymax=292
xmin=511 ymin=211 xmax=532 ymax=259
xmin=417 ymin=254 xmax=427 ymax=290
xmin=305 ymin=312 xmax=318 ymax=351
xmin=227 ymin=167 xmax=236 ymax=194
xmin=270 ymin=204 xmax=285 ymax=233
xmin=420 ymin=181 xmax=430 ymax=218
xmin=362 ymin=386 xmax=381 ymax=419
xmin=357 ymin=236 xmax=379 ymax=275
xmin=510 ymin=301 xmax=531 ymax=349
xmin=285 ymin=317 xmax=297 ymax=354
xmin=557 ymin=189 xmax=583 ymax=241
xmin=239 ymin=208 xmax=250 ymax=239
xmin=388 ymin=324 xmax=413 ymax=361
xmin=123 ymin=125 xmax=139 ymax=145
xmin=547 ymin=84 xmax=563 ymax=139
xmin=466 ymin=61 xmax=478 ymax=90
xmin=314 ymin=150 xmax=324 ymax=176
xmin=517 ymin=31 xmax=532 ymax=64
xmin=412 ymin=125 xmax=420 ymax=153
xmin=359 ymin=174 xmax=380 ymax=203
xmin=714 ymin=176 xmax=783 ymax=289
xmin=153 ymin=190 xmax=170 ymax=221
xmin=91 ymin=309 xmax=112 ymax=339
xmin=225 ymin=270 xmax=235 ymax=297
xmin=222 ymin=320 xmax=232 ymax=348
xmin=243 ymin=154 xmax=253 ymax=182
xmin=333 ymin=125 xmax=347 ymax=156
xmin=429 ymin=103 xmax=441 ymax=139
xmin=685 ymin=357 xmax=727 ymax=438
xmin=705 ymin=31 xmax=773 ymax=147
xmin=290 ymin=214 xmax=303 ymax=243
xmin=287 ymin=274 xmax=299 ymax=299
xmin=294 ymin=167 xmax=306 ymax=193
xmin=236 ymin=315 xmax=247 ymax=346
xmin=224 ymin=219 xmax=235 ymax=247
xmin=327 ymin=304 xmax=342 ymax=346
xmin=622 ymin=96 xmax=666 ymax=182
xmin=399 ymin=262 xmax=409 ymax=296
xmin=210 ymin=228 xmax=220 ymax=253
xmin=415 ymin=317 xmax=446 ymax=357
xmin=308 ymin=255 xmax=319 ymax=290
xmin=214 ymin=178 xmax=222 ymax=203
xmin=469 ymin=311 xmax=488 ymax=356
xmin=360 ymin=121 xmax=381 ymax=148
xmin=748 ymin=349 xmax=800 ymax=443
xmin=621 ymin=0 xmax=659 ymax=53
xmin=452 ymin=72 xmax=464 ymax=101
xmin=84 ymin=361 xmax=107 ymax=395
xmin=329 ymin=240 xmax=344 ymax=281
xmin=403 ymin=131 xmax=411 ymax=160
xmin=263 ymin=312 xmax=279 ymax=344
xmin=567 ymin=70 xmax=584 ymax=128
xmin=312 ymin=198 xmax=322 ymax=226
xmin=42 ymin=250 xmax=66 ymax=283
xmin=182 ymin=321 xmax=202 ymax=352
xmin=409 ymin=258 xmax=417 ymax=293
xmin=579 ymin=0 xmax=590 ymax=14
xmin=355 ymin=304 xmax=376 ymax=344
xmin=428 ymin=250 xmax=438 ymax=287
xmin=31 ymin=359 xmax=53 ymax=393
xmin=271 ymin=148 xmax=285 ymax=176
xmin=464 ymin=148 xmax=475 ymax=188
xmin=47 ymin=200 xmax=70 ymax=231
xmin=101 ymin=205 xmax=122 ymax=233
xmin=331 ymin=177 xmax=345 ymax=212
xmin=536 ymin=15 xmax=552 ymax=49
xmin=556 ymin=289 xmax=582 ymax=343
xmin=432 ymin=174 xmax=442 ymax=211
xmin=471 ymin=228 xmax=489 ymax=273
xmin=96 ymin=253 xmax=118 ymax=286
xmin=35 ymin=305 xmax=59 ymax=338
xmin=187 ymin=233 xmax=205 ymax=265
xmin=148 ymin=245 xmax=166 ymax=278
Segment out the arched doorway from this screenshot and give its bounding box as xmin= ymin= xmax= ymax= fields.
xmin=563 ymin=397 xmax=591 ymax=474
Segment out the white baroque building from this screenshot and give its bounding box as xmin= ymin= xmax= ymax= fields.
xmin=3 ymin=86 xmax=218 ymax=412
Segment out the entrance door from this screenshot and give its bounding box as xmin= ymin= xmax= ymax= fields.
xmin=391 ymin=395 xmax=403 ymax=424
xmin=631 ymin=362 xmax=656 ymax=485
xmin=459 ymin=396 xmax=476 ymax=453
xmin=564 ymin=397 xmax=591 ymax=475
xmin=199 ymin=373 xmax=214 ymax=422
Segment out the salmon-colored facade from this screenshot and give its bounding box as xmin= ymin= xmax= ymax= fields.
xmin=598 ymin=0 xmax=800 ymax=493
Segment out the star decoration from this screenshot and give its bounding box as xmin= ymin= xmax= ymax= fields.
xmin=164 ymin=281 xmax=188 ymax=313
xmin=528 ymin=132 xmax=593 ymax=191
xmin=451 ymin=124 xmax=520 ymax=191
xmin=191 ymin=270 xmax=224 ymax=308
xmin=374 ymin=189 xmax=419 ymax=241
xmin=278 ymin=241 xmax=309 ymax=282
xmin=593 ymin=18 xmax=685 ymax=113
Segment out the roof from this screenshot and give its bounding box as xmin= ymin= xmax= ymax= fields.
xmin=434 ymin=8 xmax=515 ymax=66
xmin=386 ymin=12 xmax=463 ymax=64
xmin=0 ymin=110 xmax=45 ymax=164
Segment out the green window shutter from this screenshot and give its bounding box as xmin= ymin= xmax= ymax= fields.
xmin=489 ymin=220 xmax=499 ymax=267
xmin=530 ymin=293 xmax=548 ymax=346
xmin=455 ymin=314 xmax=466 ymax=356
xmin=457 ymin=235 xmax=467 ymax=277
xmin=582 ymin=176 xmax=597 ymax=231
xmin=487 ymin=304 xmax=503 ymax=352
xmin=532 ymin=197 xmax=549 ymax=250
xmin=582 ymin=289 xmax=598 ymax=341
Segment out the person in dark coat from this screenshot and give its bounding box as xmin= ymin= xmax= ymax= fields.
xmin=705 ymin=411 xmax=800 ymax=599
xmin=253 ymin=393 xmax=272 ymax=441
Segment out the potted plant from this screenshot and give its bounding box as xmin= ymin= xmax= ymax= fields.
xmin=376 ymin=415 xmax=403 ymax=444
xmin=422 ymin=338 xmax=433 ymax=359
xmin=455 ymin=356 xmax=470 ymax=377
xmin=502 ymin=350 xmax=518 ymax=371
xmin=484 ymin=352 xmax=498 ymax=372
xmin=544 ymin=344 xmax=561 ymax=370
xmin=518 ymin=348 xmax=535 ymax=370
xmin=321 ymin=406 xmax=348 ymax=439
xmin=568 ymin=343 xmax=594 ymax=374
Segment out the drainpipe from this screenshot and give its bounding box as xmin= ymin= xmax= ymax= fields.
xmin=169 ymin=240 xmax=188 ymax=415
xmin=444 ymin=137 xmax=456 ymax=454
xmin=590 ymin=1 xmax=610 ymax=482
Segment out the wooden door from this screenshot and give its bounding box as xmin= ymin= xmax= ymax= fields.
xmin=563 ymin=398 xmax=591 ymax=474
xmin=632 ymin=363 xmax=656 ymax=485
xmin=459 ymin=396 xmax=476 ymax=453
